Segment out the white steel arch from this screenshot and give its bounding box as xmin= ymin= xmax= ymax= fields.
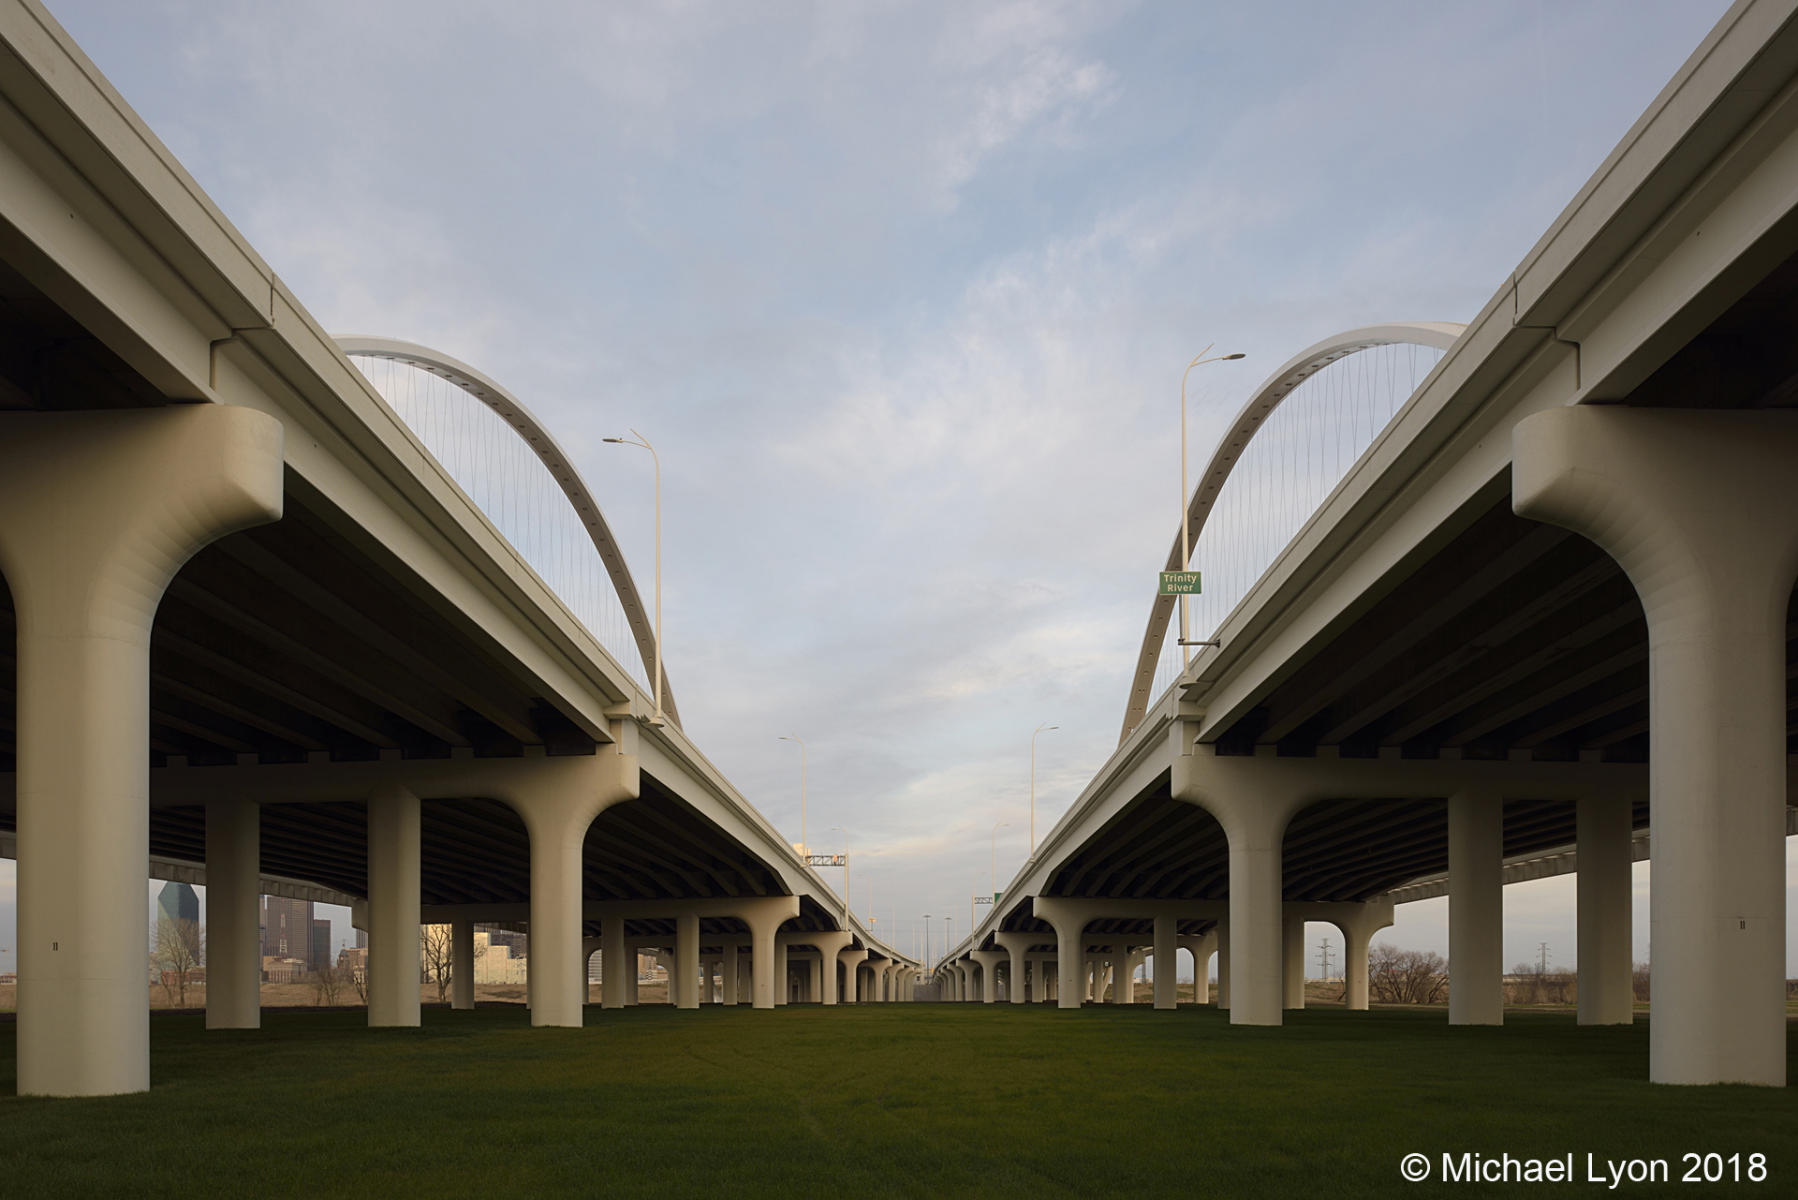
xmin=1120 ymin=322 xmax=1465 ymax=744
xmin=334 ymin=334 xmax=680 ymax=728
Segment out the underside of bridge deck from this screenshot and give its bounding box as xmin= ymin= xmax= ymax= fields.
xmin=1000 ymin=777 xmax=1654 ymax=946
xmin=1209 ymin=248 xmax=1798 ymax=765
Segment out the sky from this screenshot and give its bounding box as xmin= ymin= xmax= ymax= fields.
xmin=4 ymin=0 xmax=1792 ymax=980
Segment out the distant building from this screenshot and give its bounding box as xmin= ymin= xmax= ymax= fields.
xmin=336 ymin=946 xmax=368 ymax=990
xmin=309 ymin=919 xmax=331 ymax=973
xmin=472 ymin=930 xmax=528 ymax=985
xmin=156 ymin=881 xmax=198 ymax=931
xmin=261 ymin=896 xmax=312 ymax=963
xmin=261 ymin=956 xmax=308 ymax=984
xmin=480 ymin=926 xmax=527 ymax=957
xmin=153 ymin=881 xmax=201 ymax=968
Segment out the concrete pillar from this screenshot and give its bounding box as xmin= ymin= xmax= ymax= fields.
xmin=840 ymin=948 xmax=868 ymax=1002
xmin=1224 ymin=804 xmax=1288 ymax=1026
xmin=806 ymin=954 xmax=823 ymax=1004
xmin=1153 ymin=915 xmax=1176 ymax=1010
xmin=740 ymin=899 xmax=793 ymax=1010
xmin=625 ymin=955 xmax=640 ymax=1005
xmin=721 ymin=947 xmax=740 ymax=1007
xmin=511 ymin=759 xmax=635 ymax=1028
xmin=1 ymin=407 xmax=283 ymax=1096
xmin=1282 ymin=913 xmax=1306 ymax=1010
xmin=1517 ymin=407 xmax=1798 ymax=1084
xmin=774 ymin=940 xmax=790 ymax=1005
xmin=1342 ymin=919 xmax=1372 ymax=1012
xmin=1576 ymin=796 xmax=1635 ymax=1025
xmin=1178 ymin=932 xmax=1215 ymax=1005
xmin=1114 ymin=949 xmax=1137 ymax=1005
xmin=969 ymin=949 xmax=1004 ymax=1003
xmin=1197 ymin=932 xmax=1219 ymax=1005
xmin=1036 ymin=899 xmax=1091 ymax=1010
xmin=801 ymin=935 xmax=848 ymax=1007
xmin=673 ymin=912 xmax=700 ymax=1010
xmin=205 ymin=802 xmax=261 ymax=1030
xmin=367 ymin=785 xmax=422 ymax=1028
xmin=601 ymin=917 xmax=629 ymax=1009
xmin=581 ymin=937 xmax=602 ymax=1004
xmin=522 ymin=813 xmax=581 ymax=1025
xmin=451 ymin=919 xmax=476 ymax=1010
xmin=1216 ymin=920 xmax=1230 ymax=1010
xmin=994 ymin=933 xmax=1033 ymax=1006
xmin=1447 ymin=793 xmax=1503 ymax=1026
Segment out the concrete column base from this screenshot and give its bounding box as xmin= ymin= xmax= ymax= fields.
xmin=206 ymin=802 xmax=261 ymax=1030
xmin=2 ymin=407 xmax=283 ymax=1097
xmin=367 ymin=785 xmax=422 ymax=1029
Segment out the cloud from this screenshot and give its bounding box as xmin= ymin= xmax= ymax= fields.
xmin=41 ymin=0 xmax=1765 ymax=963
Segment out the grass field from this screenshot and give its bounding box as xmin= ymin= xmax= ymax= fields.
xmin=2 ymin=1004 xmax=1793 ymax=1198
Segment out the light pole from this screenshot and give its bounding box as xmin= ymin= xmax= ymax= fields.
xmin=923 ymin=914 xmax=931 ymax=973
xmin=830 ymin=825 xmax=849 ymax=922
xmin=1030 ymin=722 xmax=1057 ymax=855
xmin=602 ymin=429 xmax=665 ymax=725
xmin=1178 ymin=348 xmax=1245 ymax=667
xmin=990 ymin=820 xmax=1009 ymax=900
xmin=778 ymin=733 xmax=806 ymax=856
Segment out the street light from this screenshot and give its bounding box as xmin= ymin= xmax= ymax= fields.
xmin=778 ymin=733 xmax=807 ymax=856
xmin=1030 ymin=722 xmax=1058 ymax=854
xmin=602 ymin=429 xmax=665 ymax=726
xmin=990 ymin=820 xmax=1009 ymax=900
xmin=1178 ymin=347 xmax=1245 ymax=668
xmin=923 ymin=913 xmax=931 ymax=972
xmin=830 ymin=825 xmax=849 ymax=922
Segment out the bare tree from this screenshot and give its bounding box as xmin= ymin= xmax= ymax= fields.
xmin=1368 ymin=943 xmax=1448 ymax=1004
xmin=1631 ymin=961 xmax=1651 ymax=1003
xmin=1542 ymin=970 xmax=1574 ymax=1005
xmin=154 ymin=918 xmax=205 ymax=1007
xmin=422 ymin=924 xmax=454 ymax=1003
xmin=1512 ymin=960 xmax=1544 ymax=1004
xmin=420 ymin=924 xmax=481 ymax=1004
xmin=311 ymin=961 xmax=343 ymax=1006
xmin=350 ymin=960 xmax=368 ymax=1004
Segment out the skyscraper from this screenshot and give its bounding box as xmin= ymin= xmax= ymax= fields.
xmin=155 ymin=881 xmax=198 ymax=930
xmin=309 ymin=919 xmax=331 ymax=974
xmin=260 ymin=896 xmax=313 ymax=963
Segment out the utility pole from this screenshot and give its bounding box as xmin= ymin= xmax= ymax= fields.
xmin=1537 ymin=942 xmax=1550 ymax=977
xmin=1317 ymin=935 xmax=1334 ymax=982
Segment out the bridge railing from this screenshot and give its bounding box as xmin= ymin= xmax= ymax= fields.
xmin=1145 ymin=339 xmax=1451 ymax=713
xmin=346 ymin=348 xmax=659 ymax=708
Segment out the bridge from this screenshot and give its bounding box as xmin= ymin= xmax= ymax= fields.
xmin=0 ymin=0 xmax=914 ymax=1097
xmin=935 ymin=0 xmax=1798 ymax=1088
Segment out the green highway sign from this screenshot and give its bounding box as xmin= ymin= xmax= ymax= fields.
xmin=1159 ymin=570 xmax=1202 ymax=595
